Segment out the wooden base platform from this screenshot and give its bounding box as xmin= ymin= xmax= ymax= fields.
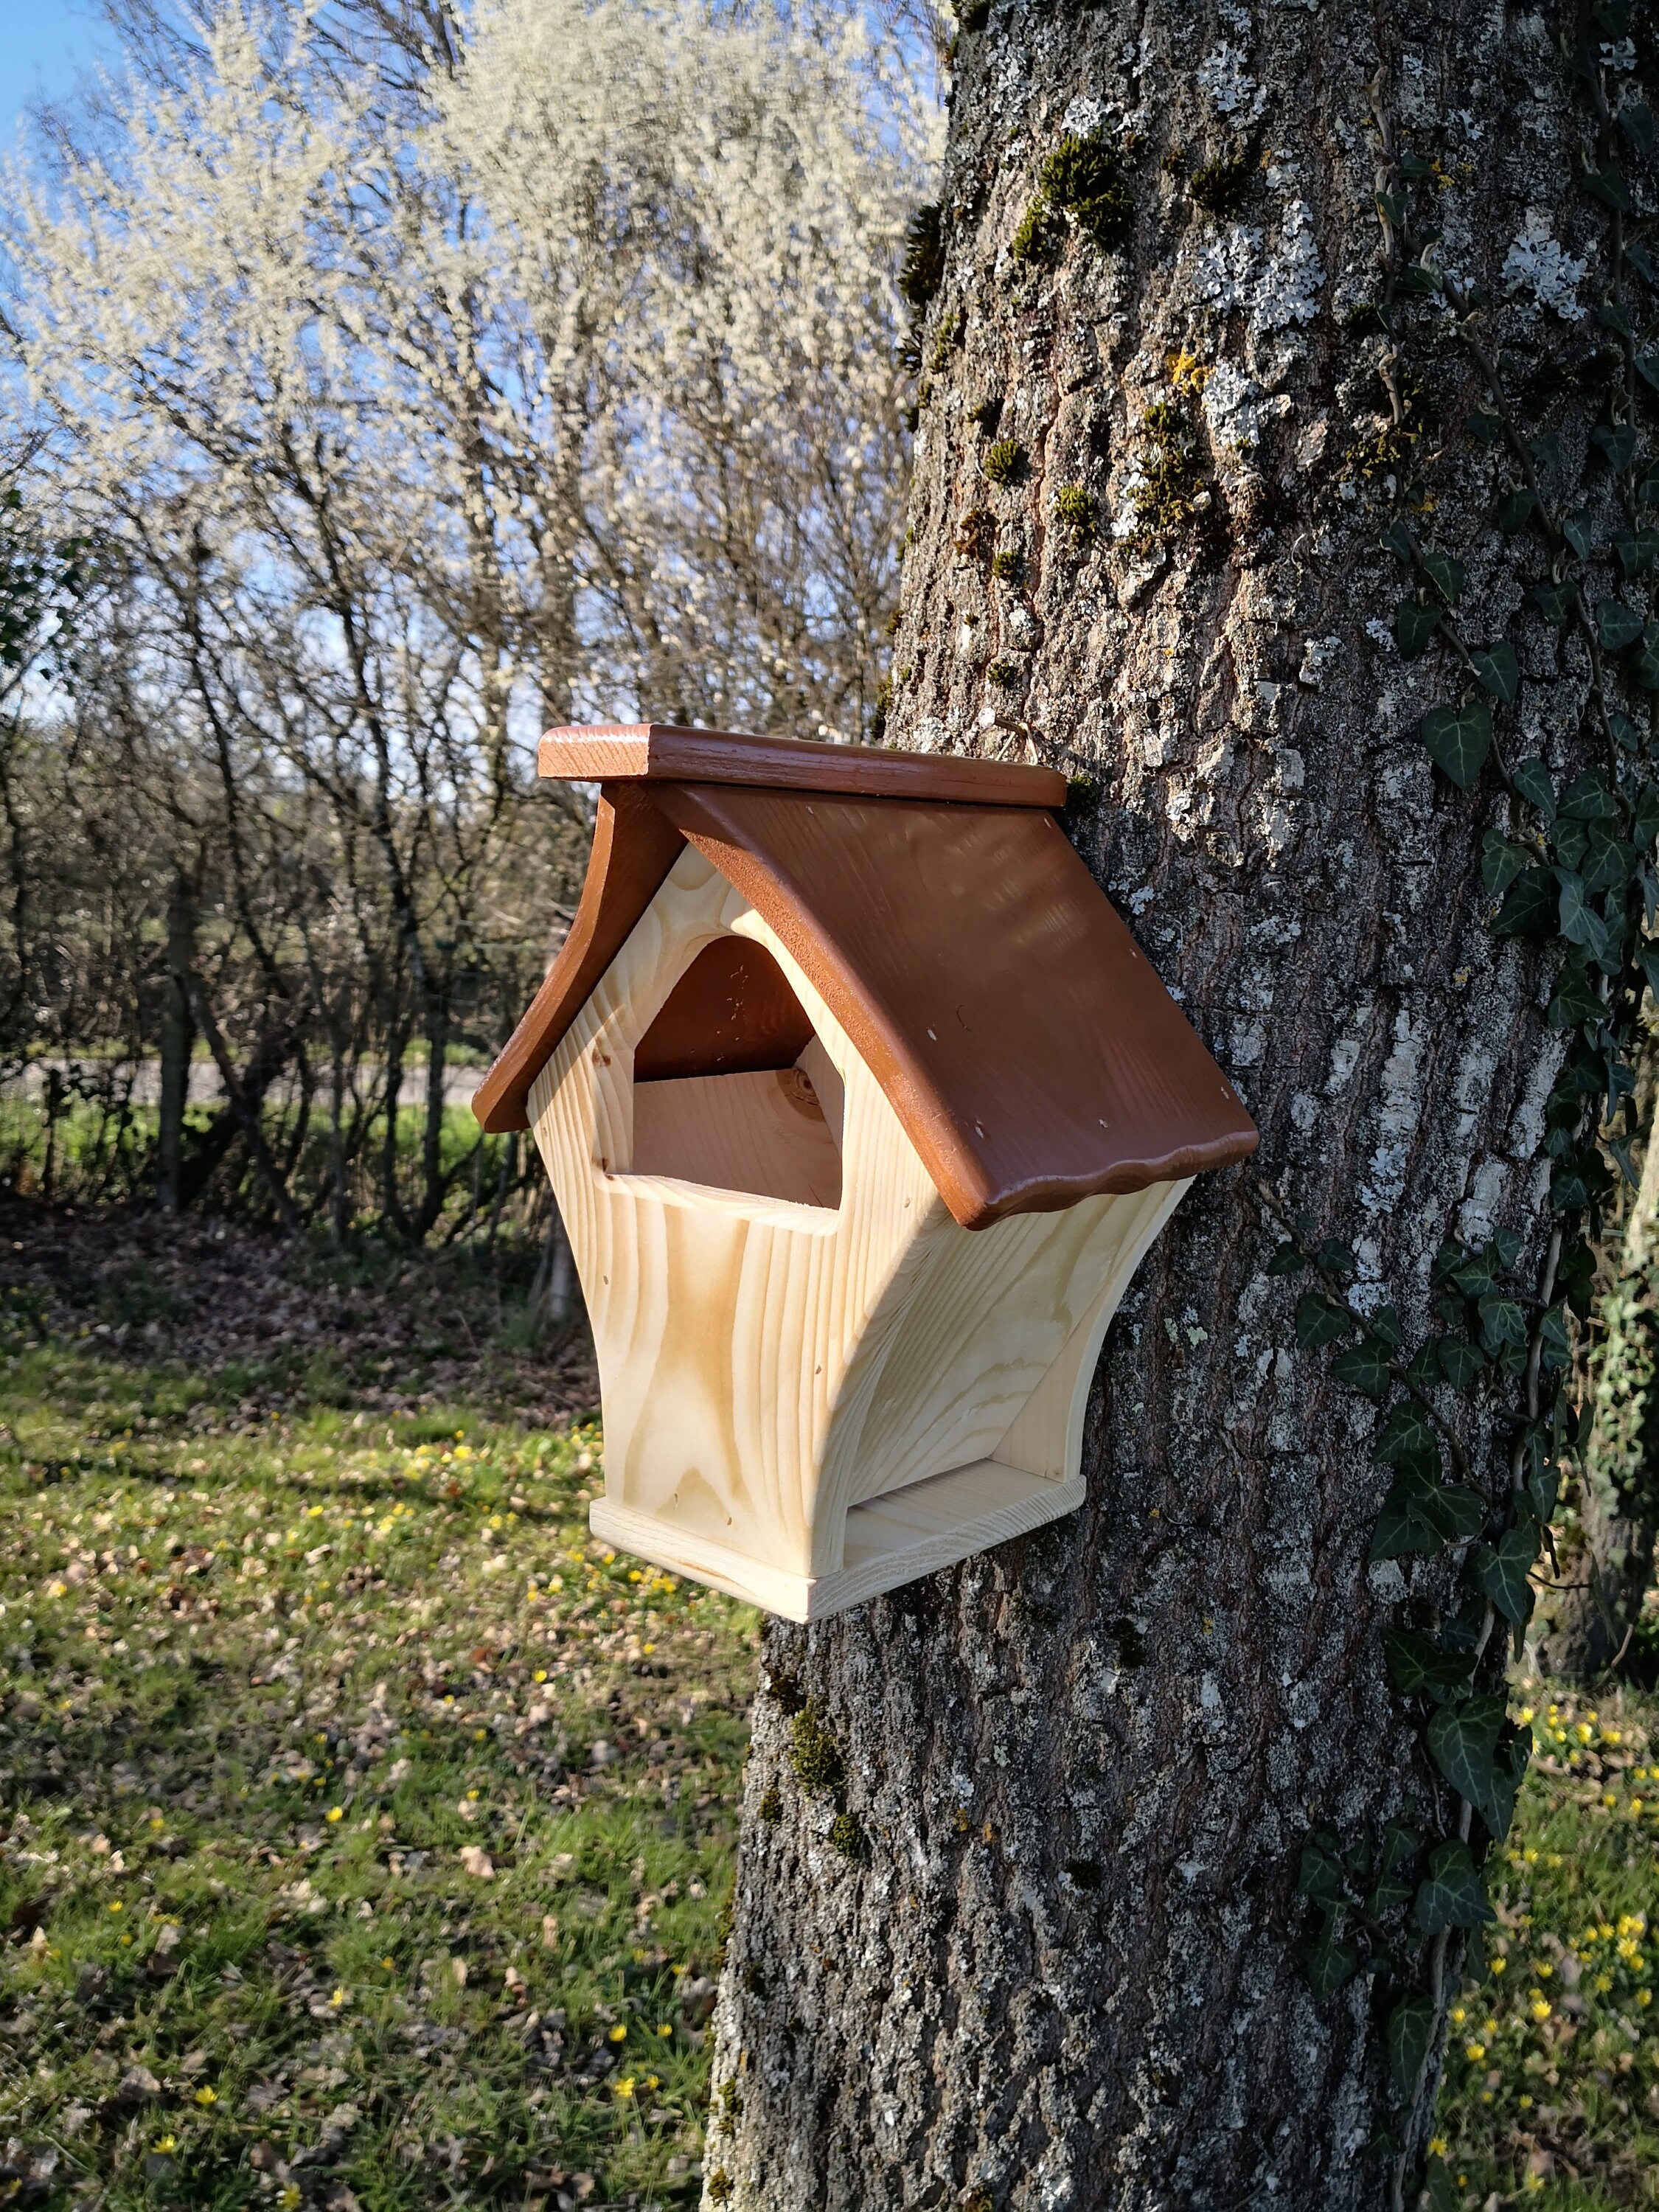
xmin=589 ymin=1458 xmax=1085 ymax=1622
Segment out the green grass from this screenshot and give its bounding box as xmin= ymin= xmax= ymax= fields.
xmin=1430 ymin=1681 xmax=1659 ymax=2210
xmin=0 ymin=1326 xmax=759 ymax=2208
xmin=1 ymin=1241 xmax=1658 ymax=2209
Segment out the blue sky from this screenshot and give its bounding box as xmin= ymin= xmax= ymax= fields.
xmin=0 ymin=1 xmax=116 ymax=145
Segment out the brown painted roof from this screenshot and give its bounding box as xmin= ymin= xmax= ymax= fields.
xmin=473 ymin=726 xmax=1256 ymax=1227
xmin=538 ymin=722 xmax=1067 ymax=807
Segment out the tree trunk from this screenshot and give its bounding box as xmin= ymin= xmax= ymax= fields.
xmin=708 ymin=10 xmax=1607 ymax=2208
xmin=155 ymin=869 xmax=196 ymax=1214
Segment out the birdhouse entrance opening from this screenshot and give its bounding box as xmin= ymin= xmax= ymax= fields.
xmin=628 ymin=936 xmax=844 ymax=1208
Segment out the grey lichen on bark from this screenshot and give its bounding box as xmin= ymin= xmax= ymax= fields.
xmin=706 ymin=7 xmax=1607 ymax=2208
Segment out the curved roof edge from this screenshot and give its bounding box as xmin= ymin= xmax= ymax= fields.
xmin=473 ymin=730 xmax=1258 ymax=1225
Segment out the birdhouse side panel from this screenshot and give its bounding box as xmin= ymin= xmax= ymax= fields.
xmin=991 ymin=1176 xmax=1189 ymax=1484
xmin=818 ymin=1187 xmax=1152 ymax=1520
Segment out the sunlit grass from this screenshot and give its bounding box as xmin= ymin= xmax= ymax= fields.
xmin=0 ymin=1329 xmax=758 ymax=2208
xmin=1432 ymin=1681 xmax=1659 ymax=2209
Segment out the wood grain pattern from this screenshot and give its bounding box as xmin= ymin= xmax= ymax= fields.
xmin=631 ymin=1067 xmax=843 ymax=1208
xmin=525 ymin=844 xmax=1203 ymax=1618
xmin=538 ymin=722 xmax=1068 ymax=809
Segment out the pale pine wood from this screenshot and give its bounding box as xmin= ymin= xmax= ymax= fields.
xmin=632 ymin=1067 xmax=843 ymax=1207
xmin=527 ymin=843 xmax=1198 ymax=1620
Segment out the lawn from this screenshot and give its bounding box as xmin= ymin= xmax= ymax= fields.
xmin=0 ymin=1201 xmax=1655 ymax=2209
xmin=0 ymin=1203 xmax=758 ymax=2209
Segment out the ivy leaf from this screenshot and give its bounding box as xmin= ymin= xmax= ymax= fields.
xmin=1413 ymin=1840 xmax=1496 ymax=1933
xmin=1599 ymin=299 xmax=1636 ymax=343
xmin=1631 ymin=236 xmax=1659 ymax=287
xmin=1634 ymin=787 xmax=1659 ymax=853
xmin=1465 ymin=408 xmax=1504 ymax=445
xmin=1437 ymin=1334 xmax=1486 ymax=1388
xmin=1471 ymin=1524 xmax=1539 ymax=1626
xmin=1384 ymin=1630 xmax=1476 ymax=1700
xmin=1420 ymin=549 xmax=1467 ymax=605
xmin=1562 ymin=515 xmax=1593 ymax=562
xmin=1296 ymin=1835 xmax=1347 ymax=1902
xmin=1416 ymin=1481 xmax=1486 ymax=1544
xmin=1374 ymin=1401 xmax=1438 ymax=1467
xmin=1545 ymin=957 xmax=1601 ymax=1032
xmin=1485 ymin=1725 xmax=1532 ymax=1843
xmin=1420 ymin=702 xmax=1492 ymax=787
xmin=1265 ymin=1242 xmax=1307 ymax=1276
xmin=1556 ymin=872 xmax=1610 ymax=963
xmin=1378 ymin=1820 xmax=1421 ymax=1880
xmin=1492 ymin=865 xmax=1559 ymax=937
xmin=1305 ymin=1919 xmax=1360 ymax=1999
xmin=1370 ymin=1477 xmax=1444 ymax=1560
xmin=1295 ymin=1292 xmax=1351 ymax=1349
xmin=1630 ymin=622 xmax=1659 ymax=692
xmin=1638 ymin=352 xmax=1659 ymax=396
xmin=1585 ymin=164 xmax=1634 ymax=213
xmin=1526 ymin=1450 xmax=1561 ymax=1524
xmin=1592 ymin=423 xmax=1639 ymax=474
xmin=1559 ymin=770 xmax=1618 ymax=821
xmin=1538 ymin=1307 xmax=1570 ymax=1375
xmin=1386 ymin=1994 xmax=1436 ymax=2093
xmin=1469 ymin=640 xmax=1519 ymax=703
xmin=1315 ymin=1238 xmax=1357 ymax=1279
xmin=1608 ymin=708 xmax=1644 ymax=752
xmin=1558 ymin=1235 xmax=1596 ymax=1318
xmin=1510 ymin=757 xmax=1557 ymax=820
xmin=1381 ymin=518 xmax=1416 ymax=568
xmin=1374 ymin=189 xmax=1405 ymax=227
xmin=1394 ymin=597 xmax=1441 ymax=658
xmin=1332 ymin=1338 xmax=1392 ymax=1399
xmin=1596 ymin=597 xmax=1644 ymax=653
xmin=1613 ymin=529 xmax=1659 ymax=577
xmin=1427 ymin=1693 xmax=1506 ymax=1815
xmin=1531 ymin=580 xmax=1574 ymax=625
xmin=1480 ymin=832 xmax=1529 ymax=900
xmin=1492 ymin=1227 xmax=1523 ymax=1272
xmin=1553 ymin=815 xmax=1588 ymax=871
xmin=1580 ymin=822 xmax=1632 ymax=894
xmin=1532 ymin=434 xmax=1565 ymax=485
xmin=1621 ymin=100 xmax=1657 ymax=162
xmin=1495 ymin=485 xmax=1537 ymax=533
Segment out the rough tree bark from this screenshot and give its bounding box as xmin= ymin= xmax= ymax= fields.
xmin=706 ymin=7 xmax=1608 ymax=2208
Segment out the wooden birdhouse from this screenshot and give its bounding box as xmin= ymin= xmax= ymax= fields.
xmin=473 ymin=725 xmax=1256 ymax=1621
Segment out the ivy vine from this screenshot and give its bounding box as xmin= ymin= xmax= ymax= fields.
xmin=1272 ymin=9 xmax=1659 ymax=2204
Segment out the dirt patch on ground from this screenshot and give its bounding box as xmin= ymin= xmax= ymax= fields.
xmin=4 ymin=1196 xmax=597 ymax=1429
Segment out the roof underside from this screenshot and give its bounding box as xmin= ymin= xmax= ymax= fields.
xmin=473 ymin=728 xmax=1256 ymax=1228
